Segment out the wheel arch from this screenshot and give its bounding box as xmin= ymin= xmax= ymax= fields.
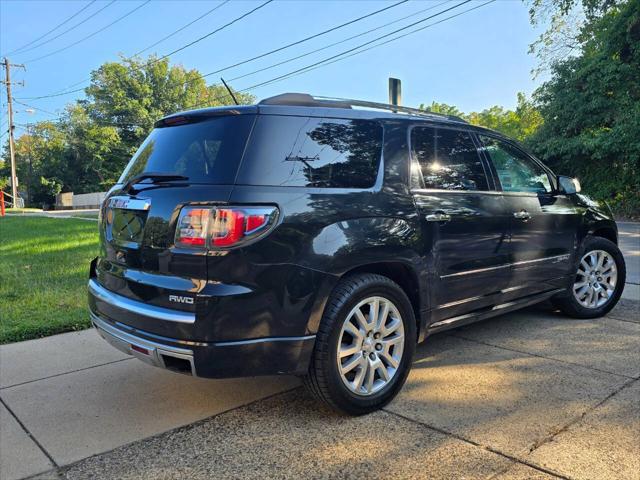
xmin=590 ymin=226 xmax=618 ymax=244
xmin=341 ymin=261 xmax=424 ymax=340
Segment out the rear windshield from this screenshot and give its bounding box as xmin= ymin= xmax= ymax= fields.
xmin=118 ymin=114 xmax=255 ymax=185
xmin=236 ymin=115 xmax=383 ymax=188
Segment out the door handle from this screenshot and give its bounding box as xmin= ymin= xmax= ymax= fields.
xmin=426 ymin=212 xmax=451 ymax=223
xmin=513 ymin=210 xmax=531 ymax=221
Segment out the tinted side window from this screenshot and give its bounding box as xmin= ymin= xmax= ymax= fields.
xmin=480 ymin=136 xmax=552 ymax=194
xmin=237 ymin=115 xmax=382 ymax=188
xmin=411 ymin=127 xmax=489 ymax=191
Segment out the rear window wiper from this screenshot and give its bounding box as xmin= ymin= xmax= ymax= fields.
xmin=122 ymin=172 xmax=188 ymax=193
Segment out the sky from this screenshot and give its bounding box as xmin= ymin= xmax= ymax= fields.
xmin=0 ymin=0 xmax=546 ymax=129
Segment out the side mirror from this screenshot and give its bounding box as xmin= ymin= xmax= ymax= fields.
xmin=557 ymin=175 xmax=581 ymax=195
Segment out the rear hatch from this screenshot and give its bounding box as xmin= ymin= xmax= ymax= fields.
xmin=93 ymin=108 xmax=256 ymax=338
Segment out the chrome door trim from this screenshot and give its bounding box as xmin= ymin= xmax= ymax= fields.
xmin=88 ymin=279 xmax=196 ymax=324
xmin=440 ymin=254 xmax=571 ymax=279
xmin=435 ymin=284 xmax=530 ymax=311
xmin=410 ymin=188 xmax=542 ymax=198
xmin=428 ymin=287 xmax=566 ymax=331
xmin=425 ymin=213 xmax=451 ymax=222
xmin=410 ymin=188 xmax=503 ymax=196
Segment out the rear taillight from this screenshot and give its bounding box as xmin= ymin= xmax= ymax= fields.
xmin=175 ymin=205 xmax=278 ymax=249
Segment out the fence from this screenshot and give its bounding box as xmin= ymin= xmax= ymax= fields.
xmin=55 ymin=192 xmax=107 ymax=210
xmin=1 ymin=191 xmax=25 ymax=215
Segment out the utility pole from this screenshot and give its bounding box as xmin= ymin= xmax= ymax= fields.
xmin=2 ymin=58 xmax=25 ymax=207
xmin=25 ymin=123 xmax=33 ymax=204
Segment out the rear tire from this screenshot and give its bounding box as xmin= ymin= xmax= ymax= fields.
xmin=304 ymin=273 xmax=416 ymax=415
xmin=553 ymin=235 xmax=626 ymax=318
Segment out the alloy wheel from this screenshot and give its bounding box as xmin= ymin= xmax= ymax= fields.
xmin=573 ymin=249 xmax=618 ymax=309
xmin=336 ymin=296 xmax=405 ymax=396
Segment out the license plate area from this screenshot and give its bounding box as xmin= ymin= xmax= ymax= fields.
xmin=106 ymin=208 xmax=148 ymax=249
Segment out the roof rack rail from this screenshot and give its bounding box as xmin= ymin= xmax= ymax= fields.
xmin=258 ymin=93 xmax=467 ymax=123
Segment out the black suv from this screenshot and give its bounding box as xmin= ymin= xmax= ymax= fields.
xmin=89 ymin=93 xmax=625 ymax=414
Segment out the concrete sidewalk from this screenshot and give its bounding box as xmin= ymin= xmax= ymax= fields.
xmin=0 ymin=330 xmax=299 ymax=479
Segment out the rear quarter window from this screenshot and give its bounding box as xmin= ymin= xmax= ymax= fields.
xmin=236 ymin=115 xmax=383 ymax=188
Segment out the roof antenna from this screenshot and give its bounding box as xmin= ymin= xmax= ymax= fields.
xmin=220 ymin=77 xmax=239 ymax=105
xmin=388 ymin=77 xmax=401 ymax=113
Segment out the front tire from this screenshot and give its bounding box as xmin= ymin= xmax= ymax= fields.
xmin=553 ymin=235 xmax=626 ymax=318
xmin=304 ymin=273 xmax=416 ymax=415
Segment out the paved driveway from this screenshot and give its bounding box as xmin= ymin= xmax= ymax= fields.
xmin=1 ymin=224 xmax=638 ymax=480
xmin=618 ymin=222 xmax=639 ymax=289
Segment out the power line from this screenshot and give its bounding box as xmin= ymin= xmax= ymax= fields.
xmin=235 ymin=1 xmax=474 ymax=93
xmin=202 ymin=0 xmax=409 ymax=78
xmin=39 ymin=0 xmax=232 ymax=97
xmin=13 ymin=99 xmax=59 ymax=116
xmin=15 ymin=118 xmax=144 ymax=129
xmin=184 ymin=0 xmax=485 ymax=110
xmin=20 ymin=0 xmax=486 ymax=119
xmin=10 ymin=1 xmax=117 ymax=58
xmin=264 ymin=0 xmax=498 ymax=89
xmin=2 ymin=1 xmax=97 ymax=57
xmin=24 ymin=1 xmax=151 ymax=64
xmin=225 ymin=1 xmax=451 ymax=84
xmin=173 ymin=0 xmax=468 ymax=100
xmin=18 ymin=86 xmax=86 ymax=101
xmin=154 ymin=0 xmax=274 ymax=63
xmin=17 ymin=0 xmax=494 ymax=124
xmin=43 ymin=0 xmax=408 ymax=100
xmin=18 ymin=0 xmax=274 ymax=99
xmin=133 ymin=1 xmax=231 ymax=57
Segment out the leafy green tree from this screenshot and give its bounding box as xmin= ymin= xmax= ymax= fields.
xmin=0 ymin=55 xmax=255 ymax=204
xmin=419 ymin=101 xmax=465 ymax=118
xmin=5 ymin=122 xmax=65 ymax=204
xmin=81 ymin=56 xmax=254 ymax=189
xmin=527 ymin=0 xmax=622 ymax=75
xmin=85 ymin=56 xmax=253 ymax=149
xmin=420 ymin=93 xmax=542 ymax=143
xmin=529 ymin=0 xmax=640 ymax=217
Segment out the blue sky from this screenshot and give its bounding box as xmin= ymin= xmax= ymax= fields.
xmin=1 ymin=0 xmax=545 ymax=127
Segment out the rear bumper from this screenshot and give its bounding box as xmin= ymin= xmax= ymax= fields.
xmin=89 ymin=281 xmax=316 ymax=378
xmin=92 ymin=312 xmax=197 ymax=375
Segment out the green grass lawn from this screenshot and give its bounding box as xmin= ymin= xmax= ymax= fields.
xmin=0 ymin=216 xmax=99 ymax=343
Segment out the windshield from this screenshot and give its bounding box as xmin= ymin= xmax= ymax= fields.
xmin=118 ymin=114 xmax=255 ymax=185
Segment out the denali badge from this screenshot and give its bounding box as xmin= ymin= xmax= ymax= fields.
xmin=169 ymin=295 xmax=194 ymax=305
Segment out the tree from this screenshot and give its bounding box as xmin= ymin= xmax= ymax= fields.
xmin=418 ymin=101 xmax=465 ymax=118
xmin=529 ymin=0 xmax=640 ymax=217
xmin=85 ymin=56 xmax=253 ymax=151
xmin=420 ymin=93 xmax=542 ymax=143
xmin=0 ymin=55 xmax=256 ymax=205
xmin=5 ymin=121 xmax=65 ymax=204
xmin=527 ymin=0 xmax=622 ymax=75
xmin=82 ymin=56 xmax=254 ymax=188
